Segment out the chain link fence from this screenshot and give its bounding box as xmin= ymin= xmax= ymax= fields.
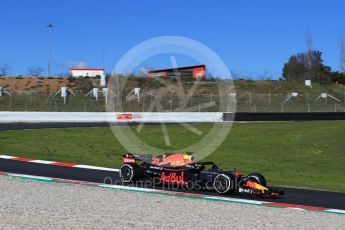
xmin=1 ymin=91 xmax=345 ymax=113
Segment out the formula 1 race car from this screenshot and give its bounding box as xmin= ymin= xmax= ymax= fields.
xmin=119 ymin=153 xmax=284 ymax=197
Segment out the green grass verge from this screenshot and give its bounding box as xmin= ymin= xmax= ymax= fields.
xmin=0 ymin=121 xmax=344 ymax=192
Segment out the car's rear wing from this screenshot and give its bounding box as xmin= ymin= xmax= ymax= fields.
xmin=122 ymin=153 xmax=155 ymax=164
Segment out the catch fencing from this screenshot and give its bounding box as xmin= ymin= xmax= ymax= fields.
xmin=1 ymin=92 xmax=345 ymax=113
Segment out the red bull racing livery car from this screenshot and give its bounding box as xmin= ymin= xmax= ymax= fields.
xmin=120 ymin=153 xmax=284 ymax=197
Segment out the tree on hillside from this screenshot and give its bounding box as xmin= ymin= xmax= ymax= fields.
xmin=0 ymin=64 xmax=11 ymax=76
xmin=282 ymin=51 xmax=331 ymax=82
xmin=328 ymin=71 xmax=345 ymax=84
xmin=27 ymin=66 xmax=44 ymax=76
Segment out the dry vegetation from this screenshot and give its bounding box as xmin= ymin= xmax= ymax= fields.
xmin=0 ymin=77 xmax=101 ymax=94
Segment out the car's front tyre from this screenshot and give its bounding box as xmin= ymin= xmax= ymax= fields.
xmin=213 ymin=174 xmax=234 ymax=194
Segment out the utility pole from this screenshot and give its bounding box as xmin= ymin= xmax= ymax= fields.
xmin=47 ymin=23 xmax=54 ymax=77
xmin=102 ymin=48 xmax=105 ymax=69
xmin=305 ymin=31 xmax=313 ymax=80
xmin=340 ymin=34 xmax=345 ymax=73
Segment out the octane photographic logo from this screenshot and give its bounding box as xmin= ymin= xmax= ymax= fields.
xmin=106 ymin=36 xmax=236 ymax=162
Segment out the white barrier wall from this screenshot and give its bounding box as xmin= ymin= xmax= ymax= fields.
xmin=0 ymin=112 xmax=225 ymax=123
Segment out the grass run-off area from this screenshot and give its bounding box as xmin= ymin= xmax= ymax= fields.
xmin=0 ymin=121 xmax=344 ymax=192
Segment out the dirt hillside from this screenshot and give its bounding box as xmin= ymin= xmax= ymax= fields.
xmin=0 ymin=77 xmax=101 ymax=94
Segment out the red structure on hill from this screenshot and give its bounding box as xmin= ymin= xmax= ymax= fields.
xmin=147 ymin=65 xmax=206 ymax=81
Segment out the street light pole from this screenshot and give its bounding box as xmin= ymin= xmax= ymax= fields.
xmin=47 ymin=23 xmax=54 ymax=77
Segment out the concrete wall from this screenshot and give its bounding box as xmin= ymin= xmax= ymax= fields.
xmin=0 ymin=112 xmax=224 ymax=123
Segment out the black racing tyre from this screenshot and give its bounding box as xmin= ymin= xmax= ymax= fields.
xmin=213 ymin=174 xmax=235 ymax=194
xmin=120 ymin=164 xmax=142 ymax=182
xmin=247 ymin=173 xmax=266 ymax=186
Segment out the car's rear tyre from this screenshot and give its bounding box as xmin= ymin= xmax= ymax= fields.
xmin=120 ymin=164 xmax=142 ymax=183
xmin=213 ymin=174 xmax=234 ymax=194
xmin=247 ymin=173 xmax=266 ymax=186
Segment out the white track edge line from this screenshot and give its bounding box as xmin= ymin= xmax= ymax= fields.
xmin=30 ymin=160 xmax=57 ymax=164
xmin=73 ymin=165 xmax=119 ymax=172
xmin=8 ymin=173 xmax=53 ymax=180
xmin=325 ymin=209 xmax=345 ymax=214
xmin=98 ymin=184 xmax=160 ymax=192
xmin=0 ymin=155 xmax=16 ymax=159
xmin=204 ymin=196 xmax=265 ymax=205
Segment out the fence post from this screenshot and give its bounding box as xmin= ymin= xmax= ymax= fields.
xmin=112 ymin=99 xmax=115 ymax=112
xmin=25 ymin=95 xmax=28 ymax=111
xmin=170 ymin=93 xmax=173 ymax=112
xmin=191 ymin=93 xmax=193 ymax=106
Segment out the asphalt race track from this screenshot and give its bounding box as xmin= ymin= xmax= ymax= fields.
xmin=1 ymin=158 xmax=344 ymax=210
xmin=0 ymin=122 xmax=139 ymax=131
